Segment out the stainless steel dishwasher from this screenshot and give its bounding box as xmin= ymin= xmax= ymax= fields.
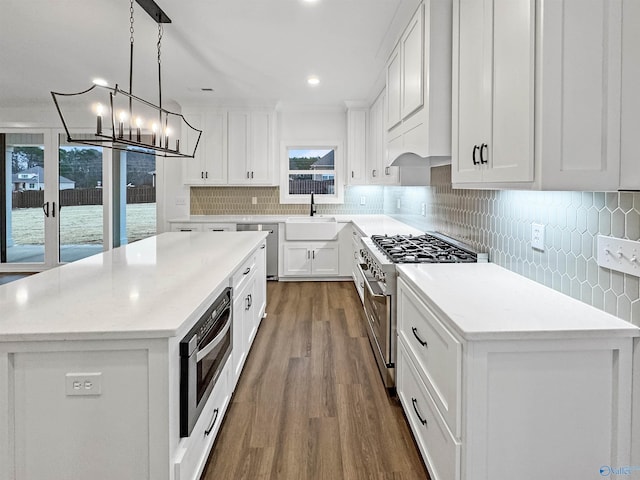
xmin=236 ymin=223 xmax=278 ymax=280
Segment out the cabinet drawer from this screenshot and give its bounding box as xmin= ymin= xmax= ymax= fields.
xmin=232 ymin=253 xmax=256 ymax=290
xmin=171 ymin=223 xmax=204 ymax=232
xmin=397 ymin=278 xmax=462 ymax=437
xmin=174 ymin=360 xmax=230 ymax=480
xmin=398 ymin=339 xmax=460 ymax=480
xmin=202 ymin=223 xmax=236 ymax=232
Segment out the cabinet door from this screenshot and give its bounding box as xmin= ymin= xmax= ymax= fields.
xmin=183 ymin=112 xmax=206 ymax=184
xmin=386 ymin=44 xmax=402 ymax=130
xmin=254 ymin=242 xmax=267 ymax=323
xmin=202 ymin=112 xmax=227 ymax=184
xmin=621 ymin=0 xmax=640 ymax=189
xmin=311 ymin=245 xmax=339 ymax=276
xmin=227 ymin=111 xmax=251 ymax=184
xmin=453 ymin=0 xmax=488 ymax=183
xmin=232 ymin=290 xmax=248 ymax=385
xmin=348 ymin=109 xmax=368 ymax=184
xmin=282 ymin=244 xmax=312 ymax=276
xmin=401 ymin=4 xmax=424 ymax=119
xmin=484 ymin=0 xmax=534 ymax=184
xmin=249 ymin=112 xmax=272 ymax=184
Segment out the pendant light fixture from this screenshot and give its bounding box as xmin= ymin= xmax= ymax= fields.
xmin=51 ymin=0 xmax=202 ymax=158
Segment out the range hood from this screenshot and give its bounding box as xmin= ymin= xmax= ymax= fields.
xmin=390 ymin=152 xmax=451 ymax=186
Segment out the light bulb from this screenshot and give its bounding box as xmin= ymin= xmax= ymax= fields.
xmin=135 ymin=117 xmax=143 ymax=128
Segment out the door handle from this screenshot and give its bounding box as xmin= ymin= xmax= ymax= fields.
xmin=472 ymin=145 xmax=479 ymax=165
xmin=480 ymin=143 xmax=488 ymax=164
xmin=52 ymin=201 xmax=56 ymax=218
xmin=42 ymin=202 xmax=49 ymax=217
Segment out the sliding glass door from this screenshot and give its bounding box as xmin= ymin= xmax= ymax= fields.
xmin=58 ymin=134 xmax=104 ymax=263
xmin=1 ymin=132 xmax=48 ymax=266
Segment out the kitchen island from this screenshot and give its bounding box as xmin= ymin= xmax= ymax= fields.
xmin=0 ymin=231 xmax=268 ymax=480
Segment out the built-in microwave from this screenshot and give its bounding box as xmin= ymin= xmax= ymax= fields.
xmin=179 ymin=287 xmax=232 ymax=437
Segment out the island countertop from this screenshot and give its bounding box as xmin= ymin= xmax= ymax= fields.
xmin=0 ymin=231 xmax=267 ymax=342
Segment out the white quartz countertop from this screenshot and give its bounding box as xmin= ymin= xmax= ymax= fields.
xmin=169 ymin=214 xmax=425 ymax=237
xmin=0 ymin=231 xmax=267 ymax=342
xmin=397 ymin=263 xmax=640 ymax=341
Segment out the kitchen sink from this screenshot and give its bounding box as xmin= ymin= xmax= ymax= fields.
xmin=285 ymin=216 xmax=338 ymax=240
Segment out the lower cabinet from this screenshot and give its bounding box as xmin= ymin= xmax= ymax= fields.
xmin=281 ymin=242 xmax=339 ymax=277
xmin=173 ymin=361 xmax=230 ymax=480
xmin=397 ymin=276 xmax=635 ymax=480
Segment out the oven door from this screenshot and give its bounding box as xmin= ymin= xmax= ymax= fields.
xmin=358 ymin=263 xmax=393 ymax=386
xmin=180 ymin=288 xmax=232 ymax=437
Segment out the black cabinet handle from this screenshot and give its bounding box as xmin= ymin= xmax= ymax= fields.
xmin=246 ymin=171 xmax=250 ymax=179
xmin=411 ymin=398 xmax=427 ymax=426
xmin=244 ymin=267 xmax=251 ymax=275
xmin=201 ymin=171 xmax=204 ymax=179
xmin=205 ymin=171 xmax=208 ymax=179
xmin=260 ymin=244 xmax=266 ymax=249
xmin=412 ymin=327 xmax=427 ymax=347
xmin=472 ymin=145 xmax=479 ymax=165
xmin=251 ymin=171 xmax=254 ymax=179
xmin=204 ymin=408 xmax=219 ymax=436
xmin=480 ymin=143 xmax=488 ymax=164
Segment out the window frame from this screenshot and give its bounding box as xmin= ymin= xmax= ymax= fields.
xmin=279 ymin=140 xmax=344 ymax=204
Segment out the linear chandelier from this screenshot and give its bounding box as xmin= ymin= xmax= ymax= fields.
xmin=51 ymin=0 xmax=201 ymax=158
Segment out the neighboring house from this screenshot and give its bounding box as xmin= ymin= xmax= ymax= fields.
xmin=11 ymin=166 xmax=75 ymax=191
xmin=310 ymin=150 xmax=334 ymax=181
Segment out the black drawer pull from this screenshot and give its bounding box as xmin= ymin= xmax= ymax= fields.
xmin=412 ymin=327 xmax=428 ymax=347
xmin=472 ymin=145 xmax=479 ymax=165
xmin=411 ymin=398 xmax=427 ymax=426
xmin=244 ymin=267 xmax=251 ymax=275
xmin=204 ymin=408 xmax=220 ymax=436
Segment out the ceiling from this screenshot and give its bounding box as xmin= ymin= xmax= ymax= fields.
xmin=0 ymin=0 xmax=419 ymax=110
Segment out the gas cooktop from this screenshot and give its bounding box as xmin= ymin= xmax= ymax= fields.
xmin=371 ymin=233 xmax=482 ymax=264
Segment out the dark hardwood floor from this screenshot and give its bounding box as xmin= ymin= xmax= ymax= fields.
xmin=201 ymin=281 xmax=429 ymax=480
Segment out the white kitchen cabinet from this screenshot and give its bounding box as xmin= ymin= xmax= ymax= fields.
xmin=452 ymin=0 xmax=623 ymax=190
xmin=230 ymin=251 xmax=257 ymax=387
xmin=281 ymin=242 xmax=339 ymax=277
xmin=620 ymin=0 xmax=640 ymax=190
xmin=350 ymin=224 xmax=365 ymax=303
xmin=347 ymin=93 xmax=398 ymax=186
xmin=385 ymin=0 xmax=452 ymax=162
xmin=396 ymin=270 xmax=637 ymax=480
xmin=182 ymin=111 xmax=227 ymax=185
xmin=169 ymin=222 xmax=236 ymax=232
xmin=347 ymin=108 xmax=368 ymax=184
xmin=227 ymin=111 xmax=275 ymax=185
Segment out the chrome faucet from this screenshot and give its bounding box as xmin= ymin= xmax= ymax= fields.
xmin=310 ymin=191 xmax=316 ymax=216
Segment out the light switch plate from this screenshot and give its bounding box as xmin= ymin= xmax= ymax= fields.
xmin=597 ymin=235 xmax=640 ymax=277
xmin=65 ymin=372 xmax=102 ymax=396
xmin=531 ymin=223 xmax=545 ymax=251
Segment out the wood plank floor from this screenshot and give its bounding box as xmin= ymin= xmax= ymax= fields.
xmin=201 ymin=281 xmax=429 ymax=480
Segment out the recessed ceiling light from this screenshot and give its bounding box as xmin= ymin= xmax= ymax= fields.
xmin=92 ymin=78 xmax=108 ymax=87
xmin=302 ymin=0 xmax=319 ymax=3
xmin=307 ymin=76 xmax=320 ymax=86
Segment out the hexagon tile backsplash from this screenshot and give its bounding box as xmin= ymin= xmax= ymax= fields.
xmin=386 ymin=165 xmax=640 ymax=326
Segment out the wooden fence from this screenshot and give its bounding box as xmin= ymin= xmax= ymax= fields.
xmin=11 ymin=186 xmax=155 ymax=208
xmin=288 ymin=179 xmax=335 ymax=195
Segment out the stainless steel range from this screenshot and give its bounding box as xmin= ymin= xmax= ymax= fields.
xmin=358 ymin=232 xmax=488 ymax=390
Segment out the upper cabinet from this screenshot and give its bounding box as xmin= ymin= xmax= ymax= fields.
xmin=620 ymin=0 xmax=640 ymax=190
xmin=385 ymin=0 xmax=452 ymax=162
xmin=183 ymin=108 xmax=276 ymax=186
xmin=228 ymin=111 xmax=275 ymax=185
xmin=182 ymin=111 xmax=227 ymax=185
xmin=452 ymin=0 xmax=623 ymax=190
xmin=347 ymin=91 xmax=399 ymax=186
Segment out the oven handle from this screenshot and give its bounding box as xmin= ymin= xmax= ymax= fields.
xmin=196 ymin=315 xmax=232 ymax=362
xmin=357 ymin=263 xmax=387 ymax=299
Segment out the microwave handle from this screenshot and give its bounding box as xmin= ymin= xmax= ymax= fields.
xmin=195 ymin=315 xmax=232 ymax=362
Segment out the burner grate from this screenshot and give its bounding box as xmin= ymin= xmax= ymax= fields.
xmin=371 ymin=233 xmax=478 ymax=264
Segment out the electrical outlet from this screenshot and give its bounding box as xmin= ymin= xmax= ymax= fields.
xmin=252 ymin=197 xmax=257 ymax=205
xmin=597 ymin=235 xmax=640 ymax=277
xmin=175 ymin=196 xmax=186 ymax=206
xmin=65 ymin=373 xmax=102 ymax=396
xmin=360 ymin=196 xmax=366 ymax=205
xmin=531 ymin=223 xmax=545 ymax=251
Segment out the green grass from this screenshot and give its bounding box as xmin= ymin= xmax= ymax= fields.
xmin=9 ymin=203 xmax=156 ymax=245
